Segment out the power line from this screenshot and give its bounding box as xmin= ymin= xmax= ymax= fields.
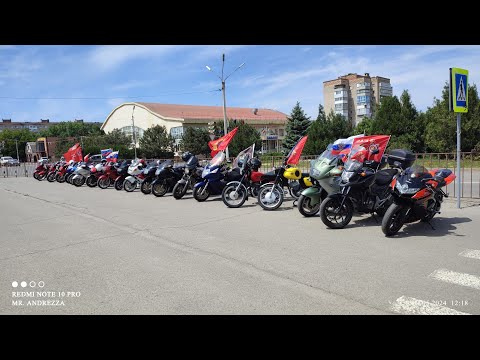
xmin=0 ymin=89 xmax=221 ymax=100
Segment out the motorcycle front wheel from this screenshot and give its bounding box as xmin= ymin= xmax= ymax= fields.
xmin=73 ymin=176 xmax=85 ymax=187
xmin=297 ymin=194 xmax=320 ymax=217
xmin=56 ymin=173 xmax=66 ymax=183
xmin=152 ymin=181 xmax=168 ymax=197
xmin=47 ymin=172 xmax=56 ymax=182
xmin=140 ymin=179 xmax=152 ymax=194
xmin=86 ymin=175 xmax=98 ymax=187
xmin=193 ymin=185 xmax=210 ymax=202
xmin=319 ymin=197 xmax=353 ymax=229
xmin=257 ymin=184 xmax=284 ymax=211
xmin=172 ymin=182 xmax=187 ymax=199
xmin=382 ymin=203 xmax=408 ymax=236
xmin=33 ymin=172 xmax=39 ymax=180
xmin=222 ymin=183 xmax=247 ymax=208
xmin=114 ymin=178 xmax=124 ymax=191
xmin=124 ymin=180 xmax=137 ymax=192
xmin=98 ymin=177 xmax=110 ymax=189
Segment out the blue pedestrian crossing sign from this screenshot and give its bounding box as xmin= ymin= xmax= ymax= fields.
xmin=450 ymin=67 xmax=468 ymax=113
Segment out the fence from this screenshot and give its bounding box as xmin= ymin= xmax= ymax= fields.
xmin=2 ymin=152 xmax=479 ymax=199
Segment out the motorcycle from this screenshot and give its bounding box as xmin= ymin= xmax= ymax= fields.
xmin=55 ymin=162 xmax=69 ymax=183
xmin=256 ymin=160 xmax=311 ymax=211
xmin=33 ymin=161 xmax=50 ymax=181
xmin=319 ymin=143 xmax=398 ymax=229
xmin=297 ymin=145 xmax=344 ymax=217
xmin=46 ymin=161 xmax=62 ymax=182
xmin=85 ymin=162 xmax=105 ymax=188
xmin=113 ymin=159 xmax=133 ymax=190
xmin=221 ymin=156 xmax=265 ymax=208
xmin=65 ymin=162 xmax=79 ymax=184
xmin=123 ymin=160 xmax=147 ymax=192
xmin=381 ymin=163 xmax=455 ymax=236
xmin=151 ymin=160 xmax=185 ymax=197
xmin=140 ymin=161 xmax=161 ymax=194
xmin=172 ymin=152 xmax=204 ymax=199
xmin=193 ymin=151 xmax=242 ymax=202
xmin=72 ymin=162 xmax=93 ymax=187
xmin=97 ymin=162 xmax=120 ymax=189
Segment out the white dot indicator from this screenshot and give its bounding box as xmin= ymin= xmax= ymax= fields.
xmin=12 ymin=281 xmax=18 ymax=288
xmin=21 ymin=281 xmax=27 ymax=288
xmin=29 ymin=281 xmax=36 ymax=287
xmin=38 ymin=281 xmax=45 ymax=288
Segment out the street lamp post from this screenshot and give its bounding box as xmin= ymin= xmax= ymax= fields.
xmin=15 ymin=139 xmax=19 ymax=162
xmin=131 ymin=105 xmax=137 ymax=160
xmin=206 ymin=54 xmax=245 ymax=160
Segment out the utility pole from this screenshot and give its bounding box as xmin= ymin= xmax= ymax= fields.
xmin=15 ymin=139 xmax=19 ymax=162
xmin=206 ymin=54 xmax=245 ymax=161
xmin=131 ymin=105 xmax=137 ymax=160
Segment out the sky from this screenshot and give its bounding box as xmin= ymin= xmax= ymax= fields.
xmin=1 ymin=45 xmax=480 ymax=123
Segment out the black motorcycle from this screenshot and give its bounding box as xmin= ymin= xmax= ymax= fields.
xmin=114 ymin=159 xmax=133 ymax=191
xmin=151 ymin=160 xmax=185 ymax=197
xmin=319 ymin=145 xmax=398 ymax=229
xmin=140 ymin=161 xmax=160 ymax=194
xmin=172 ymin=152 xmax=204 ymax=199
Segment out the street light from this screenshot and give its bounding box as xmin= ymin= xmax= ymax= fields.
xmin=206 ymin=54 xmax=245 ymax=160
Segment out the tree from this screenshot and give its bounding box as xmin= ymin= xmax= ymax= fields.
xmin=0 ymin=129 xmax=37 ymax=161
xmin=227 ymin=120 xmax=262 ymax=157
xmin=282 ymin=102 xmax=311 ymax=153
xmin=303 ymin=104 xmax=329 ymax=155
xmin=180 ymin=127 xmax=211 ymax=157
xmin=40 ymin=121 xmax=103 ymax=138
xmin=139 ymin=125 xmax=174 ymax=158
xmin=353 ymin=116 xmax=373 ymax=135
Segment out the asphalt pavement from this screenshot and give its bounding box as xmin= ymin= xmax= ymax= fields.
xmin=0 ymin=177 xmax=479 ymax=314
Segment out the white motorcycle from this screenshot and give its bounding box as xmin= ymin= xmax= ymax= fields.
xmin=123 ymin=160 xmax=146 ymax=192
xmin=72 ymin=162 xmax=93 ymax=187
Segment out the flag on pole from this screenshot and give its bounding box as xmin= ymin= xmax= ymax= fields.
xmin=106 ymin=151 xmax=119 ymax=163
xmin=351 ymin=135 xmax=391 ymax=163
xmin=101 ymin=148 xmax=113 ymax=159
xmin=331 ymin=134 xmax=365 ymax=156
xmin=286 ymin=136 xmax=308 ymax=165
xmin=63 ymin=143 xmax=83 ymax=162
xmin=208 ymin=127 xmax=239 ymax=158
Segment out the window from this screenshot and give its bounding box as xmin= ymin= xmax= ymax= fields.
xmin=120 ymin=126 xmax=144 ymax=140
xmin=357 ymin=95 xmax=371 ymax=104
xmin=170 ymin=126 xmax=184 ymax=140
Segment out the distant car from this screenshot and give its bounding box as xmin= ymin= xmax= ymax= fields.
xmin=0 ymin=156 xmax=20 ymax=166
xmin=38 ymin=157 xmax=49 ymax=164
xmin=88 ymin=154 xmax=102 ymax=164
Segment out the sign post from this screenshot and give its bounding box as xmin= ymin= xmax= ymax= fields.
xmin=449 ymin=67 xmax=468 ymax=209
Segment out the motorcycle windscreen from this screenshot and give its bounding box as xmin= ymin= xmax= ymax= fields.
xmin=208 ymin=151 xmax=225 ymax=168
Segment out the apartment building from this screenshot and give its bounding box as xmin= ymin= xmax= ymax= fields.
xmin=323 ymin=73 xmax=393 ymax=126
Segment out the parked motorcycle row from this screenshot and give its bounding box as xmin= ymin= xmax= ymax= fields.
xmin=32 ymin=139 xmax=456 ymax=237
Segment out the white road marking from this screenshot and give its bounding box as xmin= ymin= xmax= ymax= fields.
xmin=429 ymin=269 xmax=480 ymax=290
xmin=390 ymin=296 xmax=470 ymax=315
xmin=459 ymin=249 xmax=480 ymax=260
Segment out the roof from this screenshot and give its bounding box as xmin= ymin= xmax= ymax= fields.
xmin=136 ymin=102 xmax=287 ymax=121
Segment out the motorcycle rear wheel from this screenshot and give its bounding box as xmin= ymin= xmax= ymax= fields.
xmin=33 ymin=172 xmax=39 ymax=180
xmin=257 ymin=184 xmax=283 ymax=211
xmin=114 ymin=178 xmax=124 ymax=191
xmin=56 ymin=173 xmax=66 ymax=183
xmin=297 ymin=194 xmax=320 ymax=217
xmin=319 ymin=197 xmax=353 ymax=229
xmin=381 ymin=203 xmax=408 ymax=236
xmin=73 ymin=176 xmax=85 ymax=187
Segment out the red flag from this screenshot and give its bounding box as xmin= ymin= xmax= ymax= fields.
xmin=351 ymin=135 xmax=390 ymax=163
xmin=286 ymin=135 xmax=308 ymax=165
xmin=63 ymin=143 xmax=83 ymax=162
xmin=208 ymin=127 xmax=239 ymax=158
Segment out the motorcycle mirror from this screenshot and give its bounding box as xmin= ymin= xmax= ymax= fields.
xmin=393 ymin=161 xmax=402 ymax=168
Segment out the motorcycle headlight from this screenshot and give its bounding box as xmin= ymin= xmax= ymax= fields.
xmin=341 ymin=171 xmax=354 ymax=182
xmin=396 ymin=181 xmax=420 ymax=194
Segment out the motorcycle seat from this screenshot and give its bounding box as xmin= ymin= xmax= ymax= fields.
xmin=374 ymin=169 xmax=398 ymax=186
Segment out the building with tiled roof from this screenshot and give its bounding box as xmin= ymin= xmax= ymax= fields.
xmin=101 ymin=102 xmax=288 ymax=154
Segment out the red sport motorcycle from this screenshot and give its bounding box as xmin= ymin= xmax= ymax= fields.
xmin=33 ymin=161 xmax=52 ymax=181
xmin=97 ymin=162 xmax=120 ymax=189
xmin=381 ymin=165 xmax=456 ymax=236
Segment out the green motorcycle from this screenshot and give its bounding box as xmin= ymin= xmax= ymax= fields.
xmin=297 ymin=146 xmax=343 ymax=217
